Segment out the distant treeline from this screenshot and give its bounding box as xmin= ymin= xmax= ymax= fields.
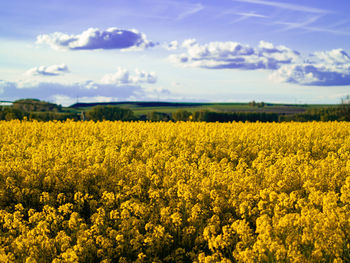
xmin=1 ymin=99 xmax=350 ymax=122
xmin=0 ymin=99 xmax=79 ymax=121
xmin=71 ymin=101 xmax=210 ymax=108
xmin=0 ymin=107 xmax=80 ymax=121
xmin=280 ymin=105 xmax=350 ymax=122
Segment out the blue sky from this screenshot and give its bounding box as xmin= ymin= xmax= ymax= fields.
xmin=1 ymin=0 xmax=350 ymax=105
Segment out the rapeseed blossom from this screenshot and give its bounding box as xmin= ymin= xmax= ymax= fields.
xmin=0 ymin=120 xmax=349 ymax=262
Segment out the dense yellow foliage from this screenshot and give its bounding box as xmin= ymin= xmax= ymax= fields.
xmin=1 ymin=120 xmax=350 ymax=262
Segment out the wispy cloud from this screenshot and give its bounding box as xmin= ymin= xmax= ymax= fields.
xmin=273 ymin=15 xmax=321 ymax=32
xmin=217 ymin=8 xmax=268 ymax=20
xmin=177 ymin=3 xmax=204 ymax=20
xmin=232 ymin=0 xmax=331 ymax=14
xmin=148 ymin=0 xmax=204 ymax=20
xmin=235 ymin=12 xmax=268 ymax=18
xmin=229 ymin=15 xmax=251 ymax=24
xmin=227 ymin=11 xmax=268 ymax=24
xmin=274 ymin=18 xmax=350 ymax=36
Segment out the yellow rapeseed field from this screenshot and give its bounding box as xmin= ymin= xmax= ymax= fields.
xmin=0 ymin=120 xmax=350 ymax=262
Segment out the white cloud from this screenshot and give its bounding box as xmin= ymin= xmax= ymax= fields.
xmin=168 ymin=38 xmax=350 ymax=86
xmin=0 ymin=79 xmax=145 ymax=106
xmin=258 ymin=41 xmax=300 ymax=66
xmin=25 ymin=64 xmax=69 ymax=76
xmin=169 ymin=39 xmax=299 ymax=70
xmin=100 ymin=68 xmax=157 ymax=85
xmin=164 ymin=40 xmax=179 ymax=50
xmin=269 ymin=49 xmax=350 ymax=86
xmin=313 ymin=49 xmax=350 ymax=65
xmin=36 ymin=27 xmax=156 ymax=51
xmin=0 ymin=67 xmax=165 ymax=106
xmin=181 ymin=38 xmax=197 ymax=48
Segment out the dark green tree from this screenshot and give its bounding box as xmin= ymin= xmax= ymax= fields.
xmin=172 ymin=110 xmax=192 ymax=121
xmin=0 ymin=107 xmax=26 ymax=120
xmin=339 ymin=95 xmax=350 ymax=121
xmin=13 ymin=99 xmax=62 ymax=112
xmin=147 ymin=111 xmax=171 ymax=121
xmin=87 ymin=106 xmax=135 ymax=121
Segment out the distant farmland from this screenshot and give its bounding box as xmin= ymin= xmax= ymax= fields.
xmin=69 ymin=101 xmax=330 ymax=117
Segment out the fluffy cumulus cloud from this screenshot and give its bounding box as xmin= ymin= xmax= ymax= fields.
xmin=100 ymin=68 xmax=157 ymax=85
xmin=164 ymin=40 xmax=180 ymax=51
xmin=25 ymin=64 xmax=69 ymax=76
xmin=169 ymin=39 xmax=299 ymax=70
xmin=270 ymin=49 xmax=350 ymax=86
xmin=169 ymin=39 xmax=350 ymax=86
xmin=36 ymin=27 xmax=156 ymax=51
xmin=0 ymin=68 xmax=166 ymax=106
